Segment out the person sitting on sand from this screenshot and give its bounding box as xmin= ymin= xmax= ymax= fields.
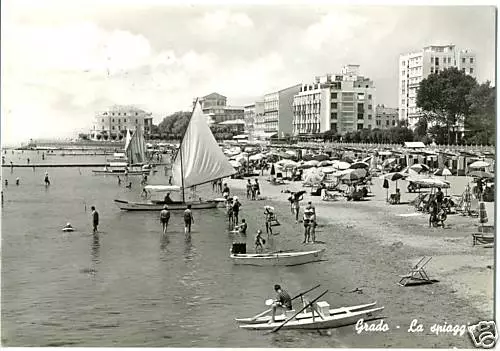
xmin=239 ymin=219 xmax=247 ymax=235
xmin=164 ymin=192 xmax=173 ymax=204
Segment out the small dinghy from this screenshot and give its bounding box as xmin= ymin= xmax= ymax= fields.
xmin=230 ymin=243 xmax=325 ymax=266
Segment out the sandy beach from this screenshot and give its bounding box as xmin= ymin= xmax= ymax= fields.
xmin=224 ymin=171 xmax=494 ymax=348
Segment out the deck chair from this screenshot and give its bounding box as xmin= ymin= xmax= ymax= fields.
xmin=399 ymin=257 xmax=434 ymax=287
xmin=472 ymin=233 xmax=494 ymax=246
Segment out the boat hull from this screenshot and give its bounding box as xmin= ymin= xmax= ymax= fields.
xmin=114 ymin=199 xmax=218 ymax=211
xmin=235 ymin=302 xmax=377 ymax=324
xmin=92 ymin=170 xmax=146 ymax=175
xmin=230 ymin=249 xmax=325 ymax=266
xmin=239 ymin=306 xmax=384 ymax=330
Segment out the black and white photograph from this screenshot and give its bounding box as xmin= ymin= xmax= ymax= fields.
xmin=1 ymin=0 xmax=497 ymax=348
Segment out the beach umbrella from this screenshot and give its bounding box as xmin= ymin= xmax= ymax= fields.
xmin=411 ymin=178 xmax=450 ymax=189
xmin=350 ymin=161 xmax=369 ymax=169
xmin=249 ymin=153 xmax=265 ymax=161
xmin=362 ymin=156 xmax=372 ymax=163
xmin=318 ymin=160 xmax=333 ymax=167
xmin=285 ymin=150 xmax=297 ymax=156
xmin=229 ymin=160 xmax=241 ymax=169
xmin=334 ymin=161 xmax=351 ymax=170
xmin=468 ymin=170 xmax=494 ymax=179
xmin=320 ymin=166 xmax=336 ymax=174
xmin=312 ymin=154 xmax=329 ymax=161
xmin=384 ymin=172 xmax=407 ymax=191
xmin=303 ymin=171 xmax=325 ymax=185
xmin=341 ymin=168 xmax=367 ymax=183
xmin=409 ymin=163 xmax=430 ymax=173
xmin=469 ymin=160 xmax=490 ymax=169
xmin=305 ymin=160 xmax=320 ymax=167
xmin=433 ymin=167 xmax=452 ymax=177
xmin=276 ymin=159 xmax=298 ymax=170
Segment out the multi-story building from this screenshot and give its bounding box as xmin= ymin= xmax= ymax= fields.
xmin=243 ymin=101 xmax=264 ymax=139
xmin=293 ymin=65 xmax=376 ymax=135
xmin=399 ymin=44 xmax=476 ymax=129
xmin=195 ymin=92 xmax=244 ymax=124
xmin=264 ymin=84 xmax=301 ymax=137
xmin=375 ymin=104 xmax=398 ymax=129
xmin=90 ymin=105 xmax=152 ymax=141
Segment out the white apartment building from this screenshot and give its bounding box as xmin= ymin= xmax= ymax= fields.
xmin=293 ymin=65 xmax=376 ymax=136
xmin=90 ymin=105 xmax=152 ymax=141
xmin=263 ymin=84 xmax=301 ymax=137
xmin=399 ymin=44 xmax=476 ymax=129
xmin=244 ymin=101 xmax=264 ymax=139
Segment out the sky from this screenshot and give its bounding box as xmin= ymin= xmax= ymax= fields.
xmin=1 ymin=0 xmax=496 ymax=145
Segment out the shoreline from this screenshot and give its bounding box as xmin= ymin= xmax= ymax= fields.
xmin=223 ymin=171 xmax=493 ymax=347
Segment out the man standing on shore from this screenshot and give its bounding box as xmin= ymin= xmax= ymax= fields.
xmin=91 ymin=206 xmax=99 ymax=234
xmin=160 ymin=205 xmax=170 ymax=234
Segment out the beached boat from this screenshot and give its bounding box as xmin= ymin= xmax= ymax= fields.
xmin=230 ymin=246 xmax=325 ymax=266
xmin=236 ymin=301 xmax=382 ymax=325
xmin=114 ymin=100 xmax=236 ymax=211
xmin=238 ymin=302 xmax=384 ymax=330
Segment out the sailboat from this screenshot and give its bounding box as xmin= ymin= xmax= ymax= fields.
xmin=114 ymin=99 xmax=236 ymax=211
xmin=93 ymin=128 xmax=149 ymax=175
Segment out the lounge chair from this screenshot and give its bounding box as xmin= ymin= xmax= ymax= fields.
xmin=399 ymin=257 xmax=434 ymax=287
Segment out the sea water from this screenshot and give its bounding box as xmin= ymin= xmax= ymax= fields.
xmin=1 ymin=152 xmax=352 ymax=347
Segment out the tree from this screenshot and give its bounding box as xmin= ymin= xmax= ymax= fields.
xmin=416 ymin=67 xmax=477 ymax=144
xmin=157 ymin=111 xmax=191 ymax=140
xmin=464 ymin=81 xmax=496 ymax=145
xmin=413 ymin=118 xmax=428 ymax=141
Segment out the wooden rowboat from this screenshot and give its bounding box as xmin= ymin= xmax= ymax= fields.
xmin=238 ymin=302 xmax=384 ymax=330
xmin=230 ymin=248 xmax=325 ymax=266
xmin=114 ymin=199 xmax=219 ymax=211
xmin=235 ymin=302 xmax=378 ymax=324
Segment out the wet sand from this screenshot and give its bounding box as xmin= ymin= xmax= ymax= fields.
xmin=224 ymin=172 xmax=494 ymax=348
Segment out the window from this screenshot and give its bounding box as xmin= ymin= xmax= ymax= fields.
xmin=358 ymin=103 xmax=364 ymax=110
xmin=331 ymin=112 xmax=337 ymax=119
xmin=112 ymin=119 xmax=114 ymax=122
xmin=118 ymin=119 xmax=120 ymax=123
xmin=368 ymin=105 xmax=372 ymax=110
xmin=368 ymin=124 xmax=372 ymax=129
xmin=402 ymin=61 xmax=406 ymax=66
xmin=365 ymin=85 xmax=369 ymax=88
xmin=368 ymin=94 xmax=372 ymax=99
xmin=392 ymin=120 xmax=396 ymax=126
xmin=430 ymin=57 xmax=434 ymax=63
xmin=124 ymin=113 xmax=127 ymax=116
xmin=386 ymin=120 xmax=390 ymax=126
xmin=435 ymin=57 xmax=439 ymax=65
xmin=462 ymin=58 xmax=466 ymax=63
xmin=401 ymin=99 xmax=406 ymax=105
xmin=332 ymin=102 xmax=338 ymax=109
xmin=135 ymin=112 xmax=138 ymax=116
xmin=376 ymin=120 xmax=381 ymax=126
xmin=357 ymin=113 xmax=364 ymax=119
xmin=448 ymin=57 xmax=451 ymax=64
xmin=112 ymin=126 xmax=115 ymax=130
xmin=135 ymin=119 xmax=138 ymax=124
xmin=470 ymin=68 xmax=474 ymax=74
xmin=430 ymin=68 xmax=434 ymax=74
xmin=118 ymin=113 xmax=121 ymax=116
xmin=357 ymin=124 xmax=364 ymax=130
xmin=331 ymin=92 xmax=338 ymax=99
xmin=470 ymin=57 xmax=474 ymax=64
xmin=368 ymin=114 xmax=372 ymax=119
xmin=101 ymin=119 xmax=104 ymax=122
xmin=462 ymin=68 xmax=466 ymax=73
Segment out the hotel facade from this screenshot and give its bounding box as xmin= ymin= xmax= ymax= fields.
xmin=399 ymin=44 xmax=476 ymax=129
xmin=292 ymin=65 xmax=376 ymax=136
xmin=90 ymin=105 xmax=153 ymax=141
xmin=263 ymin=84 xmax=301 ymax=137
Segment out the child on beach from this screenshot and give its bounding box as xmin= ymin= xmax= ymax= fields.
xmin=239 ymin=219 xmax=247 ymax=235
xmin=255 ymin=230 xmax=265 ymax=253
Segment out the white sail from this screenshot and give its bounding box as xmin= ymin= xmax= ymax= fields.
xmin=124 ymin=129 xmax=132 ymax=151
xmin=125 ymin=128 xmax=146 ymax=164
xmin=172 ymin=101 xmax=236 ymax=188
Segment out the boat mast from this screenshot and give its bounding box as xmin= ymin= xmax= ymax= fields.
xmin=180 ymin=140 xmax=185 ymax=203
xmin=177 ymin=99 xmax=199 ymax=203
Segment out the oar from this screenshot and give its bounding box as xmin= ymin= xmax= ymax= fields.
xmin=271 ymin=289 xmax=328 ymax=333
xmin=290 ymin=284 xmax=321 ymax=302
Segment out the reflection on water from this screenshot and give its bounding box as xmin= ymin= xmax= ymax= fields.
xmin=160 ymin=233 xmax=169 ymax=254
xmin=184 ymin=235 xmax=194 ymax=262
xmin=91 ymin=234 xmax=100 ymax=265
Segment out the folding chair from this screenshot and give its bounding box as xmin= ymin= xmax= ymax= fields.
xmin=399 ymin=257 xmax=434 ymax=286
